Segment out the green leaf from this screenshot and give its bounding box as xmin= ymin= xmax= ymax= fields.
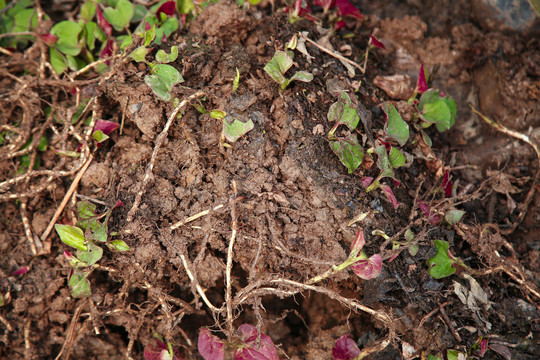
xmin=383 ymin=102 xmax=409 ymax=146
xmin=50 ymin=21 xmax=83 ymax=56
xmin=144 ymin=23 xmax=156 ymax=47
xmin=330 ymin=134 xmax=364 ymax=173
xmin=76 ymin=241 xmax=103 ymax=266
xmin=103 ymin=0 xmax=134 ymax=32
xmin=374 ymin=145 xmax=395 ymax=179
xmin=418 ymin=89 xmax=456 ymax=132
xmin=76 ymin=201 xmax=98 ymax=230
xmin=263 ymin=50 xmax=293 ymax=87
xmin=210 ymin=110 xmax=226 ymax=119
xmin=408 ymin=244 xmax=419 ymax=256
xmin=445 ymin=209 xmax=465 ymax=225
xmin=156 ymin=45 xmax=178 ymax=63
xmin=117 ymin=34 xmax=133 ymax=50
xmin=388 ymin=147 xmax=406 ymax=168
xmin=144 ymin=64 xmax=184 ymax=101
xmin=110 ymin=240 xmax=130 ymax=251
xmin=50 ymin=47 xmax=68 ymax=74
xmin=92 ymin=130 xmax=109 ymax=143
xmin=55 ymin=224 xmax=87 ymax=251
xmin=177 ymin=0 xmax=195 ymax=14
xmin=222 ymin=116 xmax=254 ymax=143
xmin=128 ymin=45 xmax=148 ymax=62
xmin=446 ymin=350 xmax=465 ymax=360
xmin=69 ymin=271 xmax=92 ymax=298
xmin=80 ymin=1 xmax=96 ymax=22
xmin=289 ymin=70 xmax=313 ymax=85
xmin=233 ymin=67 xmax=240 ymax=93
xmin=84 ymin=21 xmax=98 ymax=51
xmin=66 ymin=55 xmax=86 ymax=71
xmin=428 ymin=239 xmax=457 ymax=279
xmin=328 ymin=91 xmax=359 ymax=132
xmin=37 ymin=136 xmax=48 ymax=151
xmin=89 ymin=222 xmax=108 ymax=243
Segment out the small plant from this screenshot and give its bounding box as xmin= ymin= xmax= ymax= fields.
xmin=198 ymin=324 xmax=279 ymax=360
xmin=55 ymin=200 xmax=128 ymax=298
xmin=263 ymin=50 xmax=313 ymax=90
xmin=427 ymin=239 xmax=467 ymax=279
xmin=210 ymin=110 xmax=254 ymax=146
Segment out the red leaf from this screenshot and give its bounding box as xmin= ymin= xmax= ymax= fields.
xmin=351 ymin=254 xmax=382 ymax=280
xmin=156 ymin=1 xmax=176 ymax=17
xmin=145 ymin=21 xmax=152 ymax=31
xmin=314 ymin=0 xmax=335 ymax=13
xmin=39 ymin=33 xmax=58 ymax=45
xmin=234 ymin=324 xmax=278 ymax=360
xmin=369 ymin=34 xmax=386 ymax=49
xmin=361 ymin=177 xmax=374 ymax=188
xmin=335 ymin=0 xmax=364 ymax=19
xmin=416 ymin=63 xmax=428 ymax=94
xmin=332 ymin=334 xmax=360 ymax=360
xmin=442 ymin=170 xmax=452 ymax=198
xmin=96 ymin=8 xmax=112 ymax=37
xmin=100 ymin=38 xmax=114 ymax=61
xmin=11 ymin=266 xmax=29 ymax=276
xmin=198 ymin=328 xmax=224 ymax=360
xmin=480 ymin=338 xmax=488 ymax=357
xmin=418 ymin=200 xmax=441 ymax=225
xmin=94 ymin=119 xmax=119 ymax=135
xmin=334 ymin=20 xmax=346 ymax=31
xmin=351 ymin=229 xmax=366 ymax=253
xmin=115 ymin=199 xmax=124 ymax=208
xmin=144 ymin=339 xmax=182 ymax=360
xmin=381 ymin=184 xmax=399 ymax=209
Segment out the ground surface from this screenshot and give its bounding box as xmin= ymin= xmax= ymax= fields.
xmin=1 ymin=1 xmax=539 ymax=359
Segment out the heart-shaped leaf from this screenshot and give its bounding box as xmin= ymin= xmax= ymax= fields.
xmin=330 ymin=134 xmax=364 ymax=173
xmin=328 ymin=91 xmax=359 ymax=132
xmin=428 ymin=239 xmax=457 ymax=279
xmin=264 ymin=50 xmax=293 ymax=86
xmin=198 ymin=328 xmax=224 ymax=360
xmin=103 ymin=0 xmax=134 ymax=32
xmin=144 ymin=64 xmax=184 ymax=101
xmin=50 ymin=20 xmax=83 ymax=56
xmin=332 ymin=334 xmax=360 ymax=360
xmin=156 ymin=46 xmax=178 ymax=63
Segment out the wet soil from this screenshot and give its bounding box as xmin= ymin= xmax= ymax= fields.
xmin=1 ymin=1 xmax=539 ymax=359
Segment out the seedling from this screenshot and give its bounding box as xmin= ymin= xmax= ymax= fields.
xmin=427 ymin=239 xmax=467 ymax=279
xmin=327 ymin=91 xmax=364 ymax=173
xmin=198 ymin=324 xmax=278 ymax=360
xmin=233 ymin=67 xmax=240 ymax=93
xmin=263 ymin=50 xmax=313 ymax=90
xmin=54 ymin=200 xmax=128 ymax=297
xmin=417 ymin=89 xmax=457 ymax=132
xmin=210 ymin=110 xmax=254 ymax=145
xmin=144 ymin=63 xmax=184 ymax=102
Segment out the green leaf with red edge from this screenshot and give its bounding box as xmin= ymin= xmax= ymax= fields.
xmin=328 ymin=91 xmax=359 ymax=132
xmin=388 ymin=147 xmax=406 ymax=168
xmin=428 ymin=239 xmax=457 ymax=279
xmin=383 ymin=102 xmax=409 ymax=146
xmin=374 ymin=145 xmax=395 ymax=179
xmin=330 ymin=134 xmax=364 ymax=173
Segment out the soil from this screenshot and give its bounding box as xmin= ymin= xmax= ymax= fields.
xmin=1 ymin=1 xmax=539 ymax=359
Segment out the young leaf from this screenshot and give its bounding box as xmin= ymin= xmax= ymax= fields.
xmin=234 ymin=324 xmax=278 ymax=360
xmin=210 ymin=110 xmax=226 ymax=119
xmin=374 ymin=145 xmax=395 ymax=179
xmin=68 ymin=271 xmax=92 ymax=298
xmin=288 ymin=70 xmax=314 ymax=85
xmin=442 ymin=170 xmax=452 ymax=197
xmin=50 ymin=21 xmax=83 ymax=56
xmin=144 ymin=64 xmax=184 ymax=101
xmin=428 ymin=239 xmax=457 ymax=279
xmin=418 ymin=89 xmax=456 ymax=132
xmin=383 ymin=102 xmax=409 ymax=146
xmin=156 ymin=46 xmax=179 ymax=63
xmin=95 ymin=119 xmax=120 ymax=135
xmin=416 ymin=63 xmax=428 ymax=94
xmin=76 ymin=241 xmax=103 ymax=266
xmin=198 ymin=328 xmax=224 ymax=360
xmin=96 ymin=8 xmax=113 ymax=37
xmin=350 ymin=229 xmax=366 ymax=254
xmin=335 ymin=0 xmax=364 ymax=19
xmin=156 ymin=1 xmax=176 ymax=17
xmin=381 ymin=184 xmax=399 ymax=209
xmin=369 ymin=34 xmax=385 ymax=49
xmin=388 ymin=147 xmax=406 ymax=168
xmin=129 ymin=45 xmax=148 ymax=62
xmin=92 ymin=130 xmax=109 ymax=143
xmin=233 ymin=67 xmax=240 ymax=93
xmin=55 ymin=224 xmax=87 ymax=251
xmin=222 ymin=117 xmax=254 ymax=143
xmin=332 ymin=334 xmax=360 ymax=360
xmin=445 ymin=209 xmax=465 ymax=225
xmin=263 ymin=50 xmax=293 ymax=87
xmin=110 ymin=240 xmax=130 ymax=252
xmin=351 ymin=254 xmax=382 ymax=280
xmin=328 ymin=91 xmax=359 ymax=132
xmin=329 ymin=134 xmax=364 ymax=173
xmin=103 ymin=0 xmax=134 ymax=32
xmin=80 ymin=1 xmax=97 ymax=22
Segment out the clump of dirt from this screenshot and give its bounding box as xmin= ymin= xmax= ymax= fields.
xmin=1 ymin=1 xmax=539 ymax=359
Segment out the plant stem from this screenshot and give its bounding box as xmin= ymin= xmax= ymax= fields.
xmin=306 ymin=252 xmax=367 ymax=285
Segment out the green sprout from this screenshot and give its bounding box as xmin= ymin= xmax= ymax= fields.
xmin=263 ymin=50 xmax=313 ymax=90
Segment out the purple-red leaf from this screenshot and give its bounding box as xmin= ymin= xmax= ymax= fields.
xmin=334 ymin=20 xmax=346 ymax=31
xmin=156 ymin=1 xmax=176 ymax=17
xmin=332 ymin=334 xmax=360 ymax=360
xmin=234 ymin=324 xmax=278 ymax=360
xmin=39 ymin=33 xmax=58 ymax=45
xmin=11 ymin=266 xmax=29 ymax=276
xmin=418 ymin=200 xmax=442 ymax=226
xmin=442 ymin=170 xmax=452 ymax=198
xmin=94 ymin=119 xmax=119 ymax=135
xmin=198 ymin=328 xmax=224 ymax=360
xmin=351 ymin=229 xmax=366 ymax=253
xmin=145 ymin=20 xmax=152 ymax=31
xmin=416 ymin=63 xmax=428 ymax=94
xmin=144 ymin=339 xmax=182 ymax=360
xmin=351 ymin=254 xmax=382 ymax=280
xmin=480 ymin=338 xmax=488 ymax=357
xmin=369 ymin=34 xmax=385 ymax=49
xmin=96 ymin=8 xmax=112 ymax=37
xmin=361 ymin=177 xmax=374 ymax=188
xmin=381 ymin=184 xmax=399 ymax=209
xmin=100 ymin=38 xmax=114 ymax=60
xmin=114 ymin=199 xmax=124 ymax=208
xmin=314 ymin=0 xmax=335 ymax=13
xmin=335 ymin=0 xmax=364 ymax=19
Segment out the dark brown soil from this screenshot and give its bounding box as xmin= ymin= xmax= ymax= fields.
xmin=1 ymin=1 xmax=539 ymax=359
